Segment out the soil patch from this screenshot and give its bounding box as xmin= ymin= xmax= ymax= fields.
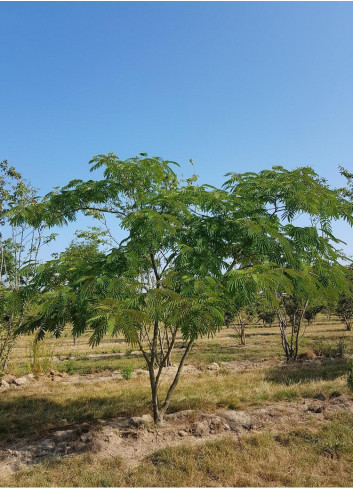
xmin=1 ymin=394 xmax=352 ymax=477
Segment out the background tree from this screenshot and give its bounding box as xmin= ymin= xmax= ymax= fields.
xmin=335 ymin=266 xmax=353 ymax=331
xmin=0 ymin=161 xmax=52 ymax=380
xmin=255 ymin=295 xmax=276 ymax=326
xmin=221 ymin=166 xmax=353 ymax=361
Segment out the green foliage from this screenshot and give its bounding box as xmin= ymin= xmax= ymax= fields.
xmin=304 ymin=304 xmax=324 ymax=325
xmin=335 ymin=267 xmax=353 ymax=331
xmin=0 ymin=161 xmax=52 ymax=377
xmin=15 ymin=154 xmax=353 ymax=418
xmin=65 ymin=359 xmax=75 ymax=374
xmin=27 ymin=335 xmax=54 ymax=374
xmin=121 ymin=365 xmax=134 ymax=380
xmin=313 ymin=338 xmax=347 ymax=359
xmin=255 ymin=295 xmax=276 ymax=326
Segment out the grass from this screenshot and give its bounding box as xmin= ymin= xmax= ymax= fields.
xmin=1 ymin=314 xmax=353 ymax=486
xmin=3 ymin=413 xmax=353 ymax=487
xmin=0 ymin=356 xmax=350 ymax=442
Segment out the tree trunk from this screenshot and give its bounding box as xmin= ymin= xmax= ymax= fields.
xmin=151 ymin=379 xmax=161 ymax=424
xmin=159 ymin=339 xmax=193 ymax=423
xmin=277 ymin=311 xmax=293 ymax=361
xmin=240 ymin=324 xmax=246 ymax=345
xmin=234 ymin=315 xmax=246 ymax=346
xmin=0 ymin=321 xmax=16 ymax=379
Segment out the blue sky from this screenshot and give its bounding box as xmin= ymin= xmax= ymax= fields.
xmin=1 ymin=2 xmax=353 ymax=258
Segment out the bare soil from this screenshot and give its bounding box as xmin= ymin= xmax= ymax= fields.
xmin=1 ymin=388 xmax=352 ymax=478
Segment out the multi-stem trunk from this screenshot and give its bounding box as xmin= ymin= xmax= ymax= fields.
xmin=234 ymin=314 xmax=246 ymax=346
xmin=150 ymin=339 xmax=194 ymax=424
xmin=277 ymin=301 xmax=308 ymax=361
xmin=138 ymin=325 xmax=193 ymax=425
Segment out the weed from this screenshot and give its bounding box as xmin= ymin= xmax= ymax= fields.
xmin=313 ymin=338 xmax=347 ymax=358
xmin=121 ymin=365 xmax=134 ymax=380
xmin=27 ymin=337 xmax=54 ymax=374
xmin=65 ymin=359 xmax=75 ymax=374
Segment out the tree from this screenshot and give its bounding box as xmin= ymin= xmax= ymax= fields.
xmin=335 ymin=266 xmax=353 ymax=331
xmin=0 ymin=161 xmax=52 ymax=380
xmin=255 ymin=295 xmax=276 ymax=326
xmin=15 ymin=157 xmax=353 ymax=418
xmin=16 ymin=155 xmax=227 ymax=424
xmin=304 ymin=304 xmax=325 ymax=326
xmin=336 ymin=295 xmax=353 ymax=331
xmin=221 ymin=167 xmax=353 ymax=361
xmin=253 ymin=258 xmax=348 ymax=361
xmin=224 ymin=297 xmax=255 ymax=345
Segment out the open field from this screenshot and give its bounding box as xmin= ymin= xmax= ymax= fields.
xmin=1 ymin=315 xmax=353 ymax=487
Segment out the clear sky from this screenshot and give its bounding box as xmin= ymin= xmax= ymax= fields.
xmin=1 ymin=1 xmax=353 ymax=258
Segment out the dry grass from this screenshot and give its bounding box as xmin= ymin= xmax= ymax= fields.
xmin=3 ymin=413 xmax=353 ymax=487
xmin=1 ymin=315 xmax=353 ymax=486
xmin=1 ymin=356 xmax=350 ymax=442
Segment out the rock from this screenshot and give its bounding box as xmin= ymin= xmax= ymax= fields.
xmin=3 ymin=374 xmax=16 ymax=384
xmin=57 ymin=372 xmax=67 ymax=378
xmin=207 ymin=362 xmax=220 ymax=371
xmin=75 ymin=442 xmax=87 ymax=451
xmin=27 ymin=373 xmax=35 ymax=379
xmin=80 ymin=432 xmax=93 ymax=443
xmin=102 ymin=431 xmax=114 ymax=442
xmin=164 ymin=410 xmax=194 ymax=422
xmin=14 ymin=376 xmax=28 ymax=386
xmin=0 ymin=380 xmax=10 ymax=390
xmin=178 ymin=430 xmax=188 ymax=437
xmin=53 ymin=430 xmax=75 ymax=442
xmin=54 ymin=442 xmax=67 ymax=455
xmin=191 ymin=420 xmax=210 ymax=437
xmin=208 ymin=415 xmax=226 ymax=433
xmin=130 ymin=414 xmax=153 ymax=428
xmin=38 ymin=439 xmax=55 ymax=450
xmin=222 ymin=411 xmax=253 ymax=430
xmin=308 ymin=403 xmax=324 ymax=413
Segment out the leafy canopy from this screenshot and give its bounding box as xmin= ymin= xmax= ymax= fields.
xmin=14 ymin=154 xmax=353 ymax=347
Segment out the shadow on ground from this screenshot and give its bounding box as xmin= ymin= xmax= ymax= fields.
xmin=265 ymin=357 xmax=350 ymax=386
xmin=0 ymin=392 xmax=150 ymax=444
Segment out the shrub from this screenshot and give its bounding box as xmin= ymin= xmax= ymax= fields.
xmin=121 ymin=365 xmax=133 ymax=380
xmin=313 ymin=338 xmax=346 ymax=358
xmin=65 ymin=360 xmax=75 ymax=374
xmin=27 ymin=337 xmax=54 ymax=374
